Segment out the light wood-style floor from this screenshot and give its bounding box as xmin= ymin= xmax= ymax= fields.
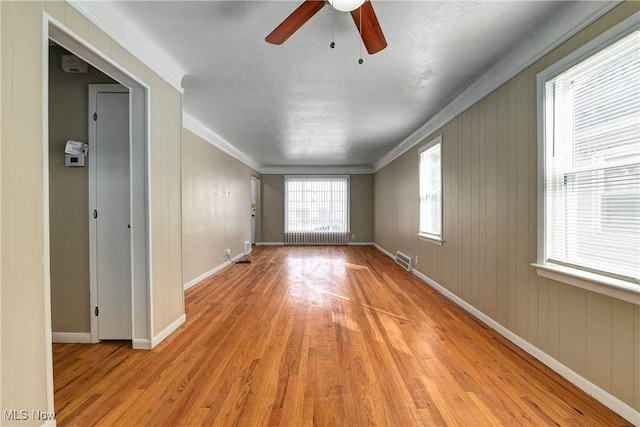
xmin=53 ymin=246 xmax=629 ymax=426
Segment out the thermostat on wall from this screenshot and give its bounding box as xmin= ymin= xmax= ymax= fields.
xmin=64 ymin=140 xmax=88 ymax=167
xmin=65 ymin=154 xmax=85 ymax=167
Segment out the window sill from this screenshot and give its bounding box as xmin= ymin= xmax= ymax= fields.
xmin=531 ymin=263 xmax=640 ymax=305
xmin=416 ymin=233 xmax=444 ymax=246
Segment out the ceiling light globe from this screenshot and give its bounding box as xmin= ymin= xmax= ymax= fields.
xmin=329 ymin=0 xmax=366 ymax=12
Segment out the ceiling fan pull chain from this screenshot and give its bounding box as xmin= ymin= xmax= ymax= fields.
xmin=358 ymin=6 xmax=363 ymax=64
xmin=330 ymin=6 xmax=335 ymax=49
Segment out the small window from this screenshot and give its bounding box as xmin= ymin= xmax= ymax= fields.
xmin=540 ymin=28 xmax=639 ymax=284
xmin=284 ymin=175 xmax=349 ymax=233
xmin=418 ymin=136 xmax=443 ymax=241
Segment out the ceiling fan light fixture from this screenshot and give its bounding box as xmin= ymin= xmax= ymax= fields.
xmin=329 ymin=0 xmax=366 ymax=13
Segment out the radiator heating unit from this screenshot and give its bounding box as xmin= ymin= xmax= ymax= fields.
xmin=284 ymin=231 xmax=349 ymax=246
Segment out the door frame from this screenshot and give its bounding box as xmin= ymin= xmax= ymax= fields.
xmin=88 ymin=84 xmax=131 ymax=343
xmin=251 ymin=177 xmax=261 ymax=244
xmin=45 ymin=18 xmax=152 ymax=349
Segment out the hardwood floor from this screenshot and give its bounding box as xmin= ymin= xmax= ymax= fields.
xmin=53 ymin=246 xmax=630 ymax=426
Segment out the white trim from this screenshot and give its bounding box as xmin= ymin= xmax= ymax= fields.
xmin=184 ymin=267 xmax=219 ymax=291
xmin=416 ymin=234 xmax=444 ymax=246
xmin=256 ymin=242 xmax=285 ymax=246
xmin=348 ymin=242 xmax=374 ymax=246
xmin=375 ymin=245 xmax=640 ymax=426
xmin=261 ymin=166 xmax=374 ymax=175
xmin=66 ymin=1 xmax=184 ymax=93
xmin=145 ymin=86 xmax=154 ymax=341
xmin=533 ymin=263 xmax=640 ymax=306
xmin=150 ymin=313 xmax=186 ymax=349
xmin=40 ymin=419 xmax=56 ymax=427
xmin=183 ymin=252 xmax=246 ymax=291
xmin=51 ymin=333 xmax=92 ymax=344
xmin=183 ymin=114 xmax=261 ymax=172
xmin=374 ymin=244 xmax=394 ymax=259
xmin=374 ymin=2 xmax=620 ymax=172
xmin=41 ymin=12 xmax=55 ymax=417
xmin=132 ymin=339 xmax=152 ymax=350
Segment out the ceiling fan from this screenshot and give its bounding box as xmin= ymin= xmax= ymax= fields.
xmin=265 ymin=0 xmax=387 ymax=55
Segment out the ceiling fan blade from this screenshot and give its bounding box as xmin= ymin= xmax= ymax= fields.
xmin=266 ymin=1 xmax=326 ymax=45
xmin=351 ymin=1 xmax=387 ymax=55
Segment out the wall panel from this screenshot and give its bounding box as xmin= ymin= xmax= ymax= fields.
xmin=1 ymin=0 xmax=184 ymax=419
xmin=182 ymin=129 xmax=257 ymax=285
xmin=373 ymin=1 xmax=640 ymax=412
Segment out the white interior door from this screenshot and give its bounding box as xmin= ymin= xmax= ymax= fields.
xmin=251 ymin=178 xmax=257 ymax=244
xmin=90 ymin=86 xmax=132 ymax=340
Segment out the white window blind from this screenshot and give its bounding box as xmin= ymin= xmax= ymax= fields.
xmin=284 ymin=176 xmax=349 ymax=233
xmin=419 ymin=136 xmax=442 ymax=239
xmin=544 ymin=29 xmax=640 ymax=282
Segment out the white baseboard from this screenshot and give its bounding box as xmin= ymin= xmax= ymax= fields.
xmin=149 ymin=313 xmax=186 ymax=349
xmin=348 ymin=242 xmax=374 ymax=246
xmin=41 ymin=419 xmax=56 ymax=427
xmin=132 ymin=339 xmax=152 ymax=350
xmin=409 ymin=266 xmax=640 ymax=427
xmin=51 ymin=332 xmax=91 ymax=344
xmin=183 ymin=253 xmax=247 ymax=291
xmin=373 ymin=244 xmax=394 ymax=259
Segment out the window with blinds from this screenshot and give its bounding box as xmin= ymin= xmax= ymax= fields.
xmin=418 ymin=136 xmax=443 ymax=240
xmin=284 ymin=176 xmax=349 ymax=232
xmin=543 ymin=29 xmax=639 ymax=283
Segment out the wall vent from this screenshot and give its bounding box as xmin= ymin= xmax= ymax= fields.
xmin=243 ymin=240 xmax=252 ymax=255
xmin=395 ymin=251 xmax=413 ymax=272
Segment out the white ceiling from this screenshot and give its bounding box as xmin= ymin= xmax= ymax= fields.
xmin=74 ymin=1 xmax=616 ymax=173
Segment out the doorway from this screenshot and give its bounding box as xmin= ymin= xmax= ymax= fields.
xmin=251 ymin=177 xmax=261 ymax=244
xmin=47 ymin=22 xmax=151 ymax=347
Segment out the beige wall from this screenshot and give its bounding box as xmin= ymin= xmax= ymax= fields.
xmin=260 ymin=174 xmax=374 ymax=244
xmin=182 ymin=129 xmax=259 ymax=284
xmin=349 ymin=174 xmax=374 ymax=243
xmin=261 ymin=174 xmax=285 ymax=243
xmin=48 ymin=45 xmax=116 ymax=333
xmin=1 ymin=1 xmax=184 ymax=421
xmin=374 ymin=1 xmax=640 ymax=412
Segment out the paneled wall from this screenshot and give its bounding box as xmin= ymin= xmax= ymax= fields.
xmin=182 ymin=129 xmax=258 ymax=285
xmin=1 ymin=1 xmax=184 ymax=420
xmin=261 ymin=174 xmax=374 ymax=244
xmin=374 ymin=1 xmax=640 ymax=412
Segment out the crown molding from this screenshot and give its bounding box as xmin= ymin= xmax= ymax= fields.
xmin=183 ymin=114 xmax=262 ymax=173
xmin=373 ymin=1 xmax=620 ymax=173
xmin=68 ymin=1 xmax=185 ymax=93
xmin=260 ymin=166 xmax=374 ymax=175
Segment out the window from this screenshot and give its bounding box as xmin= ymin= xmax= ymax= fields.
xmin=284 ymin=175 xmax=349 ymax=232
xmin=539 ymin=27 xmax=639 ymax=286
xmin=418 ymin=136 xmax=443 ymax=241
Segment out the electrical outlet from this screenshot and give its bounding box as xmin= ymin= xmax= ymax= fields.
xmin=224 ymin=248 xmax=231 ymax=256
xmin=351 ymin=233 xmax=355 ymax=239
xmin=415 ymin=256 xmax=419 ymax=264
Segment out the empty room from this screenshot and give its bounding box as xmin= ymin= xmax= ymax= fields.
xmin=1 ymin=0 xmax=639 ymax=426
